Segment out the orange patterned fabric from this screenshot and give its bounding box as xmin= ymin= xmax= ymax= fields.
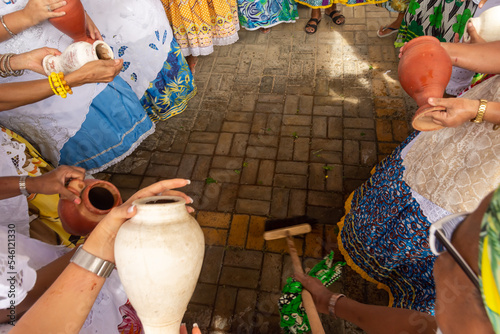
xmin=161 ymin=0 xmax=240 ymax=56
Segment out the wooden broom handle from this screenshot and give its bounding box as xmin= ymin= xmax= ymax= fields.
xmin=286 ymin=236 xmax=325 ymax=334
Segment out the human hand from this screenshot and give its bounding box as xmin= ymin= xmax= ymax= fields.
xmin=293 ymin=272 xmax=333 ymax=314
xmin=459 ymin=0 xmax=487 ymax=7
xmin=85 ymin=12 xmax=102 ymax=41
xmin=398 ymin=42 xmax=407 ymax=58
xmin=21 ymin=0 xmax=67 ymax=26
xmin=426 ymin=97 xmax=479 ymax=127
xmin=25 ymin=165 xmax=85 ymax=203
xmin=10 ymin=47 xmax=61 ymax=75
xmin=65 ymin=59 xmax=123 ymax=87
xmin=83 ymin=179 xmax=194 ymax=263
xmin=463 ymin=21 xmax=486 ymax=44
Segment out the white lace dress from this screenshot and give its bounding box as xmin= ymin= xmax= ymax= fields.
xmin=0 ymin=0 xmax=171 ymax=173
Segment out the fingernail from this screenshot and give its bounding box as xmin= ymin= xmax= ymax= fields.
xmin=127 ymin=205 xmax=135 ymax=213
xmin=73 ymin=198 xmax=81 ymax=205
xmin=186 ymin=179 xmax=191 ymax=185
xmin=187 ymin=207 xmax=195 ymax=213
xmin=189 ymin=197 xmax=194 ymax=204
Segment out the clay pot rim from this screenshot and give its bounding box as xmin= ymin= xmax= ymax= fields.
xmin=412 ymin=105 xmax=446 ymax=131
xmin=82 ymin=181 xmax=123 ymax=215
xmin=133 ymin=196 xmax=187 ymax=208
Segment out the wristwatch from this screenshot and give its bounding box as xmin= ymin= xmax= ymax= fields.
xmin=70 ymin=245 xmax=115 ymax=278
xmin=471 ymin=99 xmax=488 ymax=123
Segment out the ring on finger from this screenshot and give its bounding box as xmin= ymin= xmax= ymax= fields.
xmin=47 ymin=4 xmax=52 ymax=11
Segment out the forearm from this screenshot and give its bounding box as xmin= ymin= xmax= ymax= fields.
xmin=9 ymin=262 xmax=104 ymax=334
xmin=441 ymin=41 xmax=500 ymax=74
xmin=0 ymin=249 xmax=76 ymax=323
xmin=0 ymin=80 xmax=54 ymax=112
xmin=0 ymin=11 xmax=35 ymax=43
xmin=459 ymin=99 xmax=500 ymax=125
xmin=336 ymin=297 xmax=437 ymax=334
xmin=0 ymin=177 xmax=28 ymax=200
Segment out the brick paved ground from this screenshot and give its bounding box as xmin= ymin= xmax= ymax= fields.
xmin=98 ymin=4 xmax=417 ymax=333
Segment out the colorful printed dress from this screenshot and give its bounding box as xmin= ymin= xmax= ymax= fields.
xmin=238 ymin=0 xmax=298 ymax=30
xmin=161 ymin=0 xmax=240 ymax=56
xmin=296 ymin=0 xmax=385 ymax=9
xmin=377 ymin=0 xmax=409 ymax=16
xmin=0 ymin=0 xmax=195 ymax=174
xmin=395 ymin=0 xmax=477 ymax=47
xmin=337 ymin=77 xmax=500 ymax=314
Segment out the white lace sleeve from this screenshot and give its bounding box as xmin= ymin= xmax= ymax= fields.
xmin=0 ymin=226 xmax=69 ymax=309
xmin=0 ymin=240 xmax=37 ymax=309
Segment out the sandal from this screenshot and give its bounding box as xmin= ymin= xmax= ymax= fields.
xmin=326 ymin=10 xmax=345 ymax=26
xmin=377 ymin=26 xmax=398 ymax=38
xmin=305 ymin=18 xmax=321 ymax=35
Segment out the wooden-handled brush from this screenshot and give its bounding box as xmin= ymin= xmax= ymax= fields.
xmin=263 ymin=216 xmax=325 ymax=334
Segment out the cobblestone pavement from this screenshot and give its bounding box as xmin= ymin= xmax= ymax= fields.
xmin=98 ymin=4 xmax=417 ymax=333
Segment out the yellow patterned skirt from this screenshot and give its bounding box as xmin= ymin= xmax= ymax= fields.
xmin=161 ymin=0 xmax=240 ymax=56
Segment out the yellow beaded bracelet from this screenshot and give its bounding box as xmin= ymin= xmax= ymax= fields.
xmin=48 ymin=72 xmax=73 ymax=98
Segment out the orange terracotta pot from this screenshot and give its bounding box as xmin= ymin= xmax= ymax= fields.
xmin=398 ymin=36 xmax=452 ymax=131
xmin=58 ymin=179 xmax=122 ymax=236
xmin=49 ymin=0 xmax=94 ymax=43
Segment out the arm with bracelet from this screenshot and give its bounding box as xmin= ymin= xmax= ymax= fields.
xmin=9 ymin=179 xmax=194 ymax=334
xmin=0 ymin=48 xmax=123 ymax=111
xmin=0 ymin=0 xmax=67 ymax=42
xmin=0 ymin=165 xmax=85 ymax=202
xmin=426 ymin=97 xmax=500 ymax=128
xmin=418 ymin=40 xmax=500 ymax=129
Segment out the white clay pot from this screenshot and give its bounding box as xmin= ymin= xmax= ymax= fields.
xmin=114 ymin=196 xmax=205 ymax=334
xmin=463 ymin=6 xmax=500 ymax=43
xmin=42 ymin=40 xmax=114 ymax=75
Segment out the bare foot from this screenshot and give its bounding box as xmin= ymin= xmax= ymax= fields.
xmin=259 ymin=27 xmax=271 ymax=34
xmin=186 ymin=55 xmax=198 ymax=74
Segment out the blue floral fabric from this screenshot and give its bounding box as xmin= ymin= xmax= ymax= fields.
xmin=339 ymin=131 xmax=437 ymax=314
xmin=238 ymin=0 xmax=298 ymax=30
xmin=297 ymin=0 xmax=385 ymax=9
xmin=141 ymin=38 xmax=197 ymax=122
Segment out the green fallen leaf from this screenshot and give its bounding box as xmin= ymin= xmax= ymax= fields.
xmin=242 ymin=162 xmax=249 ymax=168
xmin=206 ymin=177 xmax=217 ymax=184
xmin=234 ymin=169 xmax=241 ymax=174
xmin=292 ymin=132 xmax=299 ymax=139
xmin=323 ymin=165 xmax=333 ymax=171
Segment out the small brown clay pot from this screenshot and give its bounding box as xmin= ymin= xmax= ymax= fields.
xmin=398 ymin=36 xmax=453 ymax=131
xmin=49 ymin=0 xmax=94 ymax=43
xmin=58 ymin=179 xmax=122 ymax=236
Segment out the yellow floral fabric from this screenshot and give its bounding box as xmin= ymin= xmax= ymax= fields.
xmin=161 ymin=0 xmax=240 ymax=56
